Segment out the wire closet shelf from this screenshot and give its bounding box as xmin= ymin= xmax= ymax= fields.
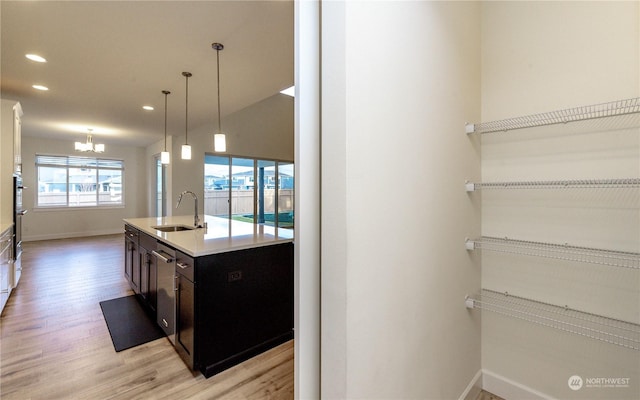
xmin=465 ymin=289 xmax=640 ymax=351
xmin=465 ymin=97 xmax=640 ymax=134
xmin=465 ymin=236 xmax=640 ymax=270
xmin=465 ymin=178 xmax=640 ymax=192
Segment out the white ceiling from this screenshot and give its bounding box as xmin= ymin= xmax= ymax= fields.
xmin=1 ymin=1 xmax=294 ymax=147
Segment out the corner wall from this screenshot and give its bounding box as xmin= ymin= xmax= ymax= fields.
xmin=321 ymin=2 xmax=482 ymax=398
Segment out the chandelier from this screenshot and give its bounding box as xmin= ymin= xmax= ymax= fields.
xmin=75 ymin=129 xmax=105 ymax=153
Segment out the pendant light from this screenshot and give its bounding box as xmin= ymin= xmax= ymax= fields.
xmin=181 ymin=72 xmax=192 ymax=160
xmin=212 ymin=42 xmax=226 ymax=153
xmin=161 ymin=90 xmax=171 ymax=165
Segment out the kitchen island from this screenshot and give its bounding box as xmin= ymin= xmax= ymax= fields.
xmin=123 ymin=215 xmax=294 ymax=378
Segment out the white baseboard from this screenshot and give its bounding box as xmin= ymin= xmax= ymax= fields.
xmin=24 ymin=228 xmax=123 ymax=242
xmin=459 ymin=369 xmax=483 ymax=400
xmin=482 ymin=369 xmax=555 ymax=400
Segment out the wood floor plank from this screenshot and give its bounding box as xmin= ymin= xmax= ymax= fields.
xmin=1 ymin=234 xmax=294 ymax=399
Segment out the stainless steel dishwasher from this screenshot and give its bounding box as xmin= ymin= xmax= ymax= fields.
xmin=153 ymin=243 xmax=176 ymax=344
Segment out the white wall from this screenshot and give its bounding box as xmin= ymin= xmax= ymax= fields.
xmin=295 ymin=1 xmax=321 ymax=398
xmin=221 ymin=93 xmax=294 ymax=161
xmin=320 ymin=2 xmax=346 ymax=397
xmin=321 ymin=1 xmax=482 ymax=398
xmin=480 ymin=2 xmax=639 ymax=399
xmin=21 ymin=136 xmax=147 ymax=241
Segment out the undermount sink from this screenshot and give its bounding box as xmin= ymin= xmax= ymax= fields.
xmin=152 ymin=225 xmax=196 ymax=232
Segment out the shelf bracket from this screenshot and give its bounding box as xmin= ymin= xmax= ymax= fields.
xmin=464 ymin=295 xmax=476 ymax=309
xmin=465 ymin=238 xmax=476 ymax=251
xmin=465 ymin=123 xmax=476 ymax=135
xmin=465 ymin=181 xmax=476 ymax=192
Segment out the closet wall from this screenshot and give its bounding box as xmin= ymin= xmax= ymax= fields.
xmin=320 ymin=1 xmax=482 ymax=399
xmin=477 ymin=2 xmax=639 ymax=399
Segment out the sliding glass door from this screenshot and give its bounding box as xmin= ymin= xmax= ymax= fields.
xmin=204 ymin=155 xmax=230 ymax=217
xmin=155 ymin=155 xmax=166 ymax=217
xmin=277 ymin=162 xmax=294 ymax=228
xmin=204 ymin=154 xmax=294 ymax=228
xmin=256 ymin=160 xmax=276 ymax=225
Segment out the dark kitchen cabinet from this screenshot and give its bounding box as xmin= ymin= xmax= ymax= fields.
xmin=138 ymin=232 xmax=158 ymax=314
xmin=193 ymin=243 xmax=294 ymax=378
xmin=124 ymin=226 xmax=157 ymax=315
xmin=175 ymin=250 xmax=195 ymax=369
xmin=122 ymin=222 xmax=294 ymax=379
xmin=124 ymin=225 xmax=139 ymax=293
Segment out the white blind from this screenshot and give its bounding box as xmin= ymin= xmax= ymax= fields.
xmin=36 ymin=154 xmax=124 ymax=169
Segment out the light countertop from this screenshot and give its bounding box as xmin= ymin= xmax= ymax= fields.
xmin=0 ymin=223 xmax=13 ymax=236
xmin=123 ymin=215 xmax=293 ymax=257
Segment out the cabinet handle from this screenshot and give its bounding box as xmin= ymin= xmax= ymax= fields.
xmin=174 ymin=275 xmax=179 ymax=291
xmin=177 ymin=261 xmax=190 ymax=270
xmin=152 ymin=250 xmax=174 ymax=263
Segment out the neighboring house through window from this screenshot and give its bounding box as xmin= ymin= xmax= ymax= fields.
xmin=36 ymin=154 xmax=124 ymax=208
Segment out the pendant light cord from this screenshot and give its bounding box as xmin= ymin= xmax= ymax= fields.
xmin=162 ymin=90 xmax=170 ymax=151
xmin=216 ymin=45 xmax=222 ymax=133
xmin=184 ymin=73 xmax=190 ymax=144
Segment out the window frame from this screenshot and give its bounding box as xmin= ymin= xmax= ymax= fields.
xmin=35 ymin=154 xmax=125 ymax=209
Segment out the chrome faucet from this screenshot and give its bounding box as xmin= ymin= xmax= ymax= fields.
xmin=176 ymin=190 xmax=200 ymax=227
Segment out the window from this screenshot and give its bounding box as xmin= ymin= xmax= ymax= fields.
xmin=36 ymin=155 xmax=124 ymax=208
xmin=204 ymin=154 xmax=294 ymax=228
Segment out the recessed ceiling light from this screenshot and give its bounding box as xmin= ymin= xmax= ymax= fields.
xmin=32 ymin=84 xmax=49 ymax=91
xmin=280 ymin=86 xmax=295 ymax=97
xmin=26 ymin=54 xmax=47 ymax=63
xmin=143 ymin=105 xmax=154 ymax=111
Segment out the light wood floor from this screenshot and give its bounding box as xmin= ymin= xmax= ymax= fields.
xmin=0 ymin=234 xmax=294 ymax=400
xmin=475 ymin=390 xmax=504 ymax=400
